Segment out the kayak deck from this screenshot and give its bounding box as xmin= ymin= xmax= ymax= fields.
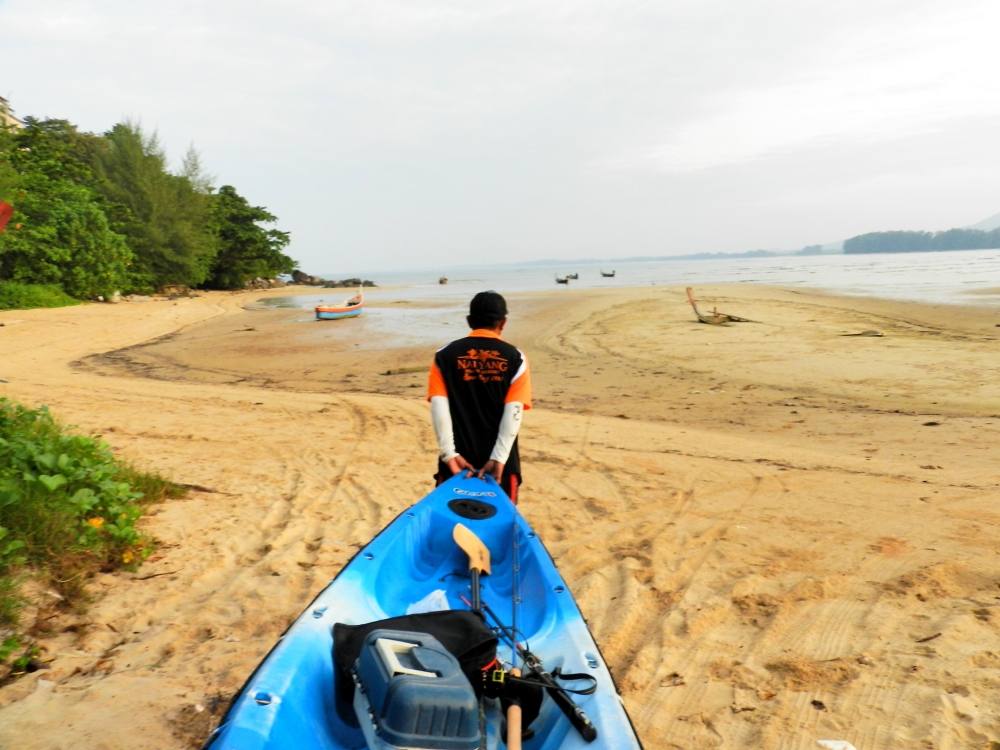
xmin=205 ymin=474 xmax=642 ymax=749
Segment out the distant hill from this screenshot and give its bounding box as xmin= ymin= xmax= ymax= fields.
xmin=844 ymin=226 xmax=1000 ymax=254
xmin=821 ymin=209 xmax=1000 ymax=255
xmin=968 ymin=211 xmax=1000 ymax=231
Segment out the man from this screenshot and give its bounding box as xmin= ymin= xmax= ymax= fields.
xmin=427 ymin=291 xmax=531 ymax=503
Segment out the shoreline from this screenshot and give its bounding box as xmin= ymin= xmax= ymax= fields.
xmin=257 ymin=277 xmax=1000 ymax=311
xmin=73 ymin=283 xmax=1000 ymax=422
xmin=1 ymin=283 xmax=999 ymax=748
xmin=309 ymin=246 xmax=1000 ymax=309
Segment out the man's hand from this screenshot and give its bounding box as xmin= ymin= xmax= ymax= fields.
xmin=446 ymin=455 xmax=473 ymax=476
xmin=477 ymin=460 xmax=504 ymax=483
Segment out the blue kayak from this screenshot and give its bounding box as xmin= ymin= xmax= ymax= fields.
xmin=205 ymin=474 xmax=643 ymax=749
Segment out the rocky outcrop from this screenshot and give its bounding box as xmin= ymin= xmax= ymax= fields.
xmin=244 ymin=277 xmax=287 ymax=290
xmin=291 ymin=270 xmax=376 ymax=288
xmin=291 ymin=270 xmax=324 ymax=286
xmin=323 ymin=277 xmax=376 ymax=288
xmin=161 ymin=284 xmax=196 ymax=298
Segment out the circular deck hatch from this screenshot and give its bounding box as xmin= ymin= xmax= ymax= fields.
xmin=448 ymin=498 xmax=497 ymax=520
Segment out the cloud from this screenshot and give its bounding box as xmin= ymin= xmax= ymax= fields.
xmin=607 ymin=0 xmax=1000 ymax=172
xmin=3 ymin=0 xmax=1000 ymax=268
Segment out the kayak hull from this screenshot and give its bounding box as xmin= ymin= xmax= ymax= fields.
xmin=205 ymin=474 xmax=642 ymax=749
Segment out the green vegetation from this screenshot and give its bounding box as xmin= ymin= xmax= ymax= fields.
xmin=0 ymin=282 xmax=80 ymax=310
xmin=0 ymin=398 xmax=181 ymax=672
xmin=91 ymin=123 xmax=218 ymax=291
xmin=208 ymin=185 xmax=294 ymax=289
xmin=0 ymin=117 xmax=295 ymax=305
xmin=844 ymin=227 xmax=1000 ymax=254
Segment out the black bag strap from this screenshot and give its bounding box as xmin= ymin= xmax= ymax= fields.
xmin=549 ymin=667 xmax=598 ymax=696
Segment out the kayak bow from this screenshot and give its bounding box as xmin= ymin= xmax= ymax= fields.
xmin=205 ymin=473 xmax=642 ymax=749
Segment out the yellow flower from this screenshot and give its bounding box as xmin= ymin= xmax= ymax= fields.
xmin=122 ymin=550 xmax=135 ymax=564
xmin=87 ymin=517 xmax=104 ymax=529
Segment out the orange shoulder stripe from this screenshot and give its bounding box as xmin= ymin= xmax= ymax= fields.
xmin=506 ymin=366 xmax=532 ymax=409
xmin=427 ymin=361 xmax=447 ymax=400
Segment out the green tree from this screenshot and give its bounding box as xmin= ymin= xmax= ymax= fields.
xmin=0 ymin=117 xmax=295 ymax=299
xmin=6 ymin=118 xmax=102 ymax=186
xmin=91 ymin=123 xmax=217 ymax=290
xmin=0 ymin=172 xmax=131 ymax=297
xmin=206 ymin=185 xmax=294 ymax=289
xmin=181 ymin=144 xmax=214 ymax=194
xmin=0 ymin=120 xmax=131 ymax=298
xmin=0 ymin=127 xmax=18 ymax=204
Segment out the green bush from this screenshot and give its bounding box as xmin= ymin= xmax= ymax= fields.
xmin=0 ymin=282 xmax=80 ymax=310
xmin=0 ymin=398 xmax=180 ymax=669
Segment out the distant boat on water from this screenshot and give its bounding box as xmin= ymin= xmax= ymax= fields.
xmin=315 ymin=291 xmax=364 ymax=320
xmin=555 ymin=276 xmax=570 ymax=285
xmin=600 ymin=270 xmax=616 ymax=278
xmin=438 ymin=276 xmax=448 ymax=285
xmin=566 ymin=272 xmax=579 ymax=280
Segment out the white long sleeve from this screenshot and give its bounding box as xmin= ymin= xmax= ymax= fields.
xmin=490 ymin=401 xmax=523 ymax=464
xmin=430 ymin=396 xmax=458 ymax=462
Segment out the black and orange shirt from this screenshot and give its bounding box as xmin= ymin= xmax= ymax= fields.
xmin=427 ymin=329 xmax=532 ymax=479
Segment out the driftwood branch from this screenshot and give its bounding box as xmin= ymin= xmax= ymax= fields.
xmin=175 ymin=482 xmax=235 ymax=495
xmin=686 ymin=287 xmax=758 ymax=325
xmin=133 ymin=568 xmax=183 ymax=581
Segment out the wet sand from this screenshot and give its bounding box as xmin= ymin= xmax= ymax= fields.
xmin=1 ymin=284 xmax=999 ymax=748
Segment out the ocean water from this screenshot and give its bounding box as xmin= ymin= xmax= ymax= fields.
xmin=264 ymin=248 xmax=998 ymax=346
xmin=345 ymin=248 xmax=1000 ymax=307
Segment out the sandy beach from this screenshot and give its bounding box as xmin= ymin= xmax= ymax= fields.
xmin=1 ymin=283 xmax=998 ymax=749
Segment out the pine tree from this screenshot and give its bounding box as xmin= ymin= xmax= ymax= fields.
xmin=91 ymin=122 xmax=217 ymax=290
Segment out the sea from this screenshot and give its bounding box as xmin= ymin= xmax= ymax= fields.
xmin=257 ymin=248 xmax=999 ymax=346
xmin=327 ymin=248 xmax=1000 ymax=306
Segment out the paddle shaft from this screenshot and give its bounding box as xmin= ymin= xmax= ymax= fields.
xmin=470 ymin=568 xmax=482 ymax=613
xmin=508 ymin=519 xmax=523 ymax=750
xmin=507 ymin=667 xmax=523 ymax=750
xmin=452 ymin=523 xmax=491 ymax=750
xmin=512 ymin=522 xmax=520 ymax=670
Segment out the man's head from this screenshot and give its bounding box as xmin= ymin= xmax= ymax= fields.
xmin=467 ymin=290 xmax=508 ymax=331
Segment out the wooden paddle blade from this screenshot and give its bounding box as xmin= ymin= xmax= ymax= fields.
xmin=453 ymin=523 xmax=491 ymax=575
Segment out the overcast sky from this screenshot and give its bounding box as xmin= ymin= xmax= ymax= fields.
xmin=4 ymin=0 xmax=1000 ymax=273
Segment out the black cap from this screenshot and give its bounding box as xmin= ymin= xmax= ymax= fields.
xmin=469 ymin=291 xmax=507 ymax=319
